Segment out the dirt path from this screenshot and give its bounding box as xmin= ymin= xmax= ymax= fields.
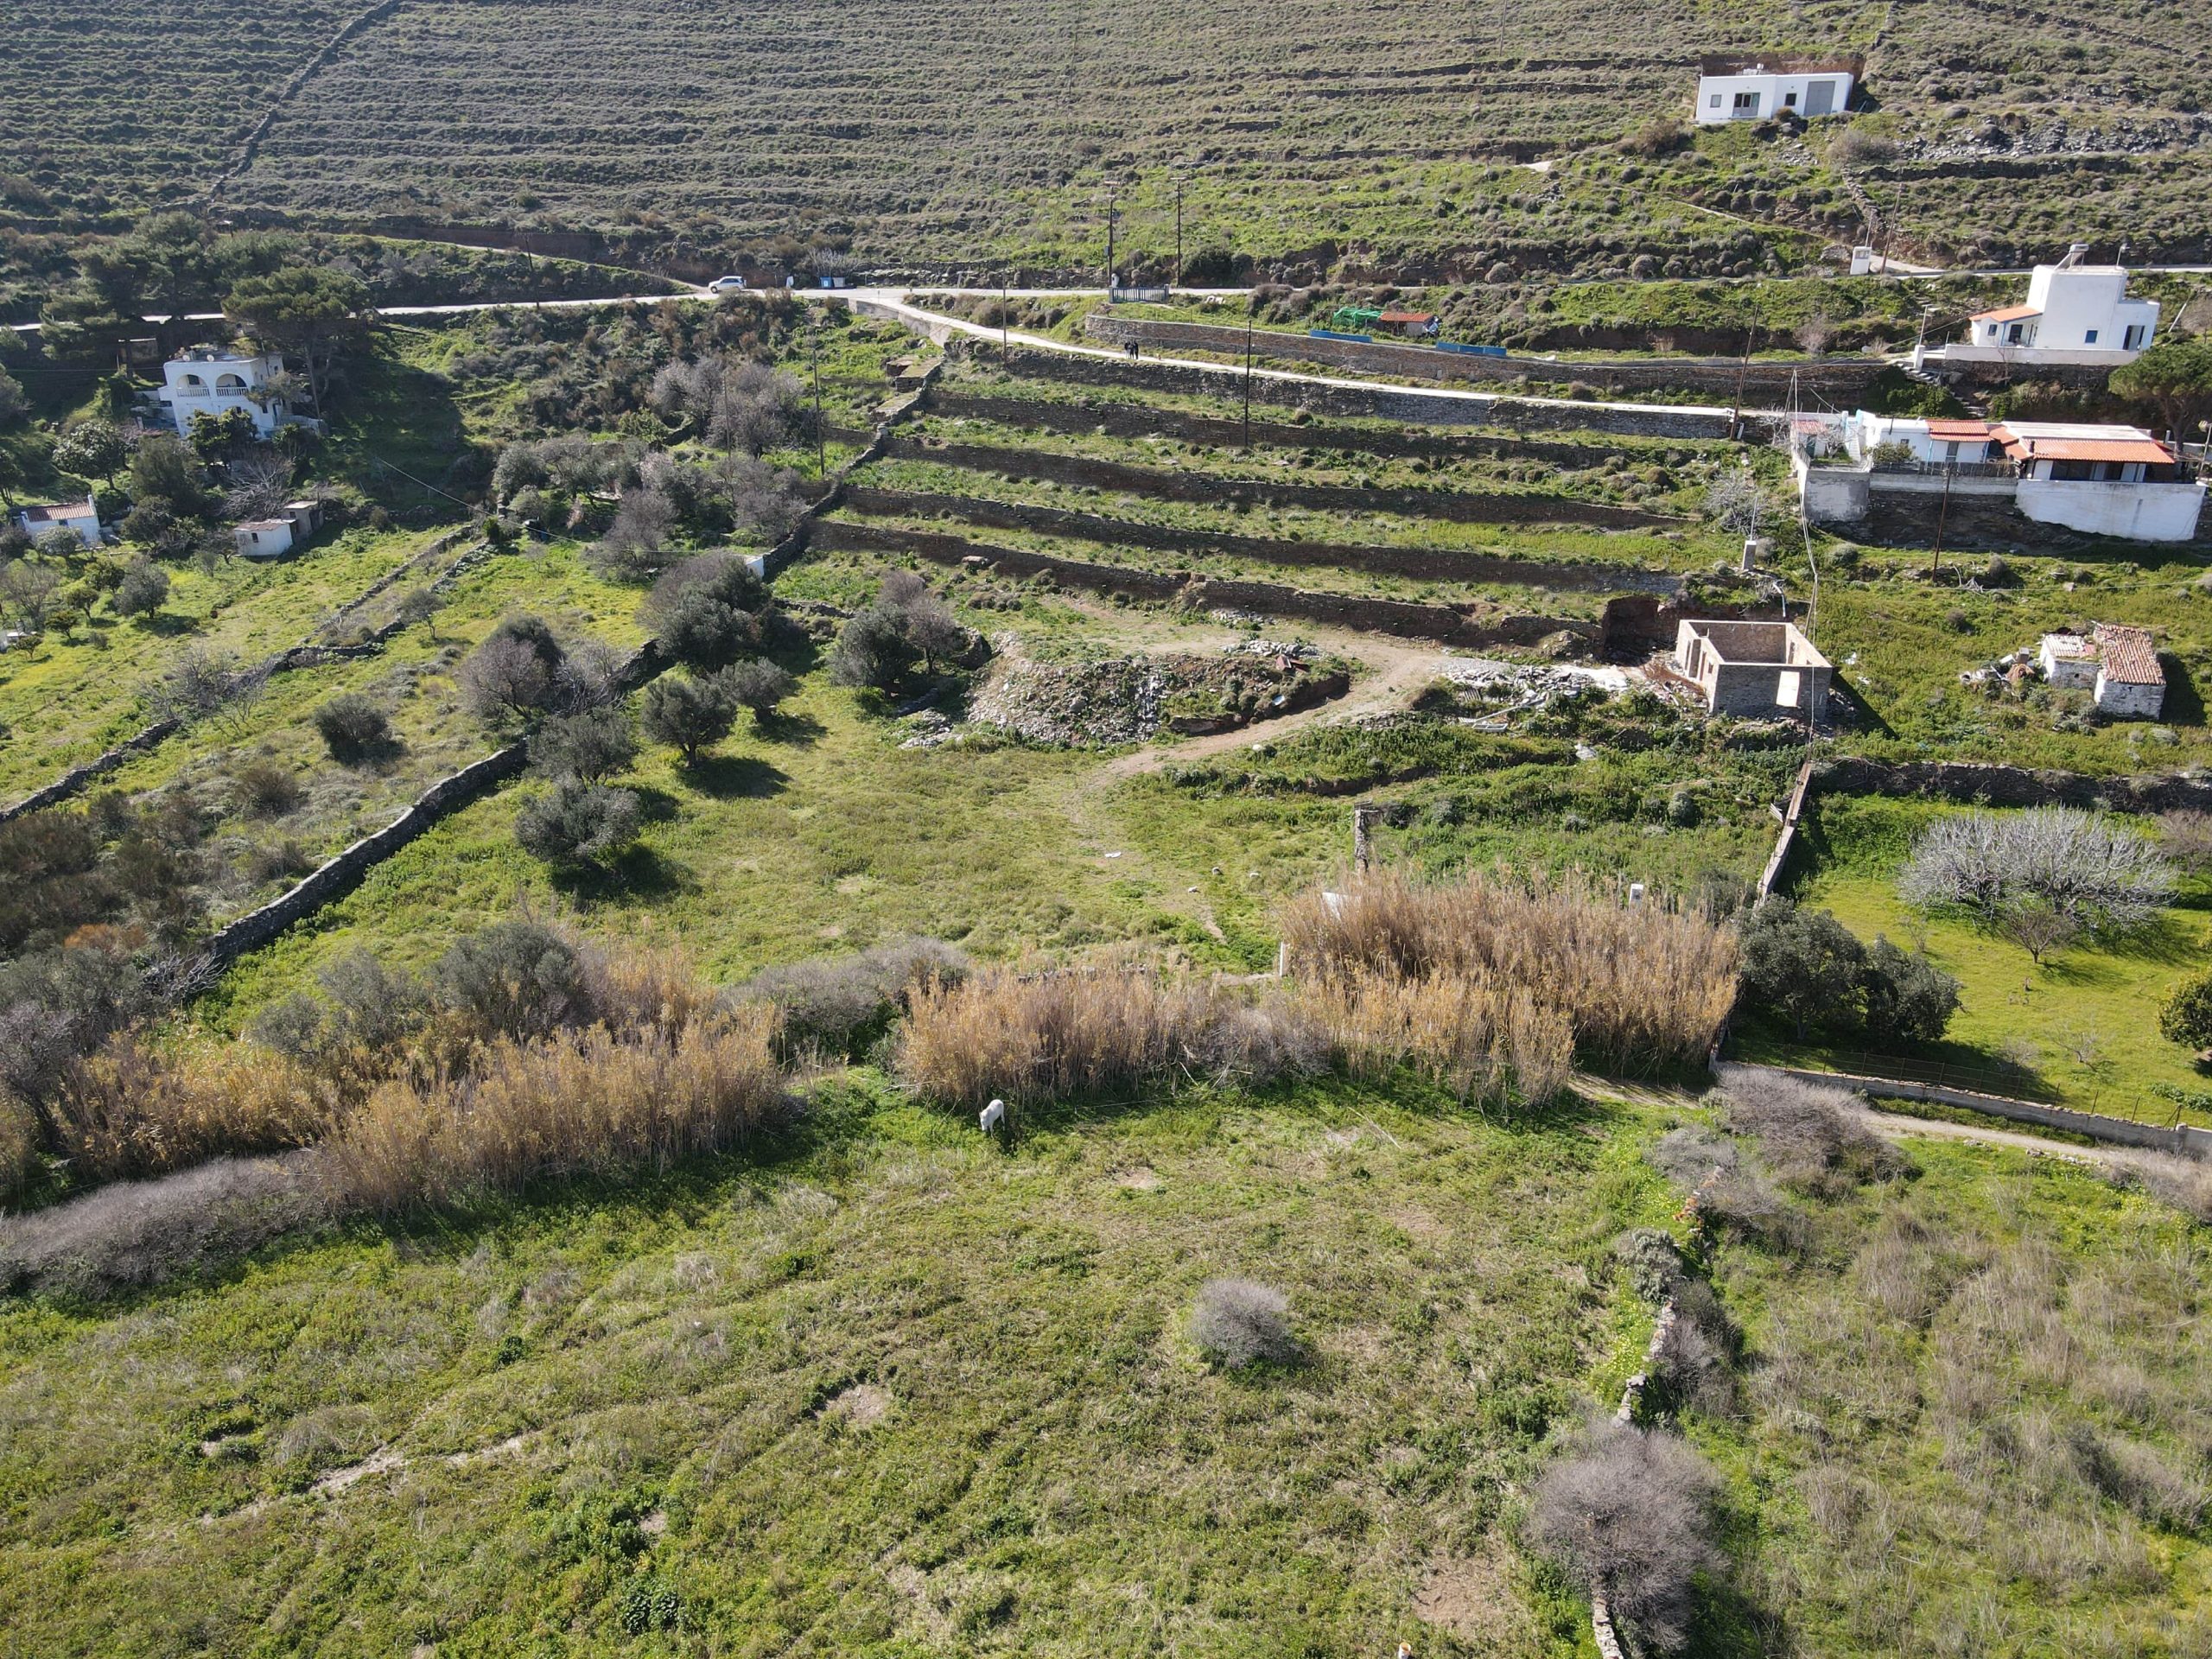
xmin=1860 ymin=1108 xmax=2117 ymax=1166
xmin=1104 ymin=631 xmax=1442 ymax=779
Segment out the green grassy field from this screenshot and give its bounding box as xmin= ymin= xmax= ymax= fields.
xmin=0 ymin=1075 xmax=1670 ymax=1658
xmin=1747 ymin=794 xmax=2212 ymax=1123
xmin=1703 ymin=1129 xmax=2212 ymax=1657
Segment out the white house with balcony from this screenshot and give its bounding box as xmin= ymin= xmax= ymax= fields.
xmin=1694 ymin=54 xmax=1859 ymax=124
xmin=1796 ymin=413 xmax=2204 ymax=542
xmin=156 ymin=346 xmax=297 ymax=439
xmin=1922 ymin=245 xmax=2159 ymax=370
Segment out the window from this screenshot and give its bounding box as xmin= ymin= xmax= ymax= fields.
xmin=2005 ymin=323 xmax=2025 ymax=344
xmin=2084 ymin=329 xmax=2099 ymax=345
xmin=1784 ymin=91 xmax=1799 ymax=107
xmin=1708 ymin=93 xmax=1722 ymax=109
xmin=1732 ymin=91 xmax=1760 ymax=113
xmin=2051 ymin=459 xmax=2096 ymax=481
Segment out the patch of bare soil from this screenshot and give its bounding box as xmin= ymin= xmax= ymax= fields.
xmin=1412 ymin=1536 xmax=1538 ymax=1649
xmin=820 ymin=1382 xmax=893 ymax=1429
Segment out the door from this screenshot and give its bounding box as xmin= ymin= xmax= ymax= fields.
xmin=1803 ymin=79 xmax=1836 ymax=117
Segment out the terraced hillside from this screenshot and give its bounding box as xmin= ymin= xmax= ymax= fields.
xmin=8 ymin=0 xmax=2212 ymax=269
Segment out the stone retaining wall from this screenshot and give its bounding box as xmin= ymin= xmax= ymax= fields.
xmin=1815 ymin=755 xmax=2212 ymax=814
xmin=974 ymin=345 xmax=1747 ymax=441
xmin=1081 ymin=315 xmax=1885 ymax=403
xmin=879 ymin=435 xmax=1679 ymax=529
xmin=813 ymin=518 xmax=1596 ymax=649
xmin=839 ymin=486 xmax=1684 ymax=597
xmin=925 ymin=389 xmax=1662 ymax=468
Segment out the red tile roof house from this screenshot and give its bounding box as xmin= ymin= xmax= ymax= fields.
xmin=12 ymin=499 xmax=101 ymax=545
xmin=2039 ymin=625 xmax=2165 ymax=718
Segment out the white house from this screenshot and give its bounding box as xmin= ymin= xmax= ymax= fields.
xmin=1796 ymin=414 xmax=2205 ymax=542
xmin=1694 ymin=54 xmax=1859 ymax=125
xmin=2038 ymin=626 xmax=2164 ymax=718
xmin=157 ymin=346 xmax=295 ymax=439
xmin=1929 ymin=245 xmax=2159 ymax=369
xmin=233 ymin=518 xmax=296 ymax=560
xmin=13 ymin=499 xmax=102 ymax=545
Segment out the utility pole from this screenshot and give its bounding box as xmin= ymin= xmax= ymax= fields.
xmin=1174 ymin=174 xmax=1185 ymax=288
xmin=1001 ymin=272 xmax=1009 ymax=353
xmin=1929 ymin=462 xmax=1953 ymax=577
xmin=1104 ymin=181 xmax=1119 ymax=289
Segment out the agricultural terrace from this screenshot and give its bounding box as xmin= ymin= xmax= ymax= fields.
xmin=1748 ymin=793 xmax=2212 ymax=1125
xmin=11 ymin=1 xmax=2212 ymax=271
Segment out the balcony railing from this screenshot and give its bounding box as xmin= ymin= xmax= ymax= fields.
xmin=1869 ymin=459 xmax=2018 ymax=479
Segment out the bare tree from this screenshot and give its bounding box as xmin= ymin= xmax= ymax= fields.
xmin=458 ymin=634 xmax=555 ymax=724
xmin=1705 ymin=467 xmax=1780 ymax=537
xmin=2158 ymin=810 xmax=2212 ymax=871
xmin=221 ymin=449 xmax=295 ymax=524
xmin=1900 ymin=807 xmax=2175 ymax=938
xmin=1998 ymin=899 xmax=2081 ymax=966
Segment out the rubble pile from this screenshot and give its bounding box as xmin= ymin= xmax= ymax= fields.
xmin=965 ymin=642 xmax=1336 ymax=747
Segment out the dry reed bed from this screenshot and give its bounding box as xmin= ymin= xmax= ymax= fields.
xmin=1281 ymin=868 xmax=1738 ymax=1073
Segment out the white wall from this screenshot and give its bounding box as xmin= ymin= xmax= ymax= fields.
xmin=2017 ymin=478 xmax=2204 ymax=541
xmin=161 ymin=353 xmax=284 ymax=438
xmin=233 ymin=521 xmax=296 ymax=559
xmin=2094 ymin=674 xmax=2164 ymax=719
xmin=1694 ymin=70 xmax=1852 ymax=124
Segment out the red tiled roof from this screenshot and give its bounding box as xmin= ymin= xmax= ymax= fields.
xmin=1972 ymin=304 xmax=2043 ymax=324
xmin=17 ymin=501 xmax=93 ymax=524
xmin=2092 ymin=624 xmax=2164 ymax=687
xmin=1924 ymin=419 xmax=1993 ymax=441
xmin=1377 ymin=309 xmax=1435 ymax=325
xmin=1997 ymin=433 xmax=2175 ymax=466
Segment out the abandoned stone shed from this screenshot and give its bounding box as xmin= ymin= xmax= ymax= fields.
xmin=1671 ymin=618 xmax=1831 ymax=718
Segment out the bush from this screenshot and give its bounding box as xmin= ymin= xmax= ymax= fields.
xmin=530 ymin=705 xmax=637 ymax=783
xmin=730 ymin=937 xmax=968 ymax=1059
xmin=0 ymin=1092 xmax=39 ymax=1207
xmin=1861 ymin=938 xmax=1959 ymax=1046
xmin=1189 ymin=1277 xmax=1298 ymax=1367
xmin=44 ymin=1034 xmax=327 ymax=1183
xmin=1713 ymin=1072 xmax=1907 ymax=1192
xmin=1737 ymin=898 xmax=1866 ymax=1039
xmin=1648 ymin=1126 xmax=1789 ymax=1238
xmin=458 ymin=613 xmax=588 ymax=724
xmin=1615 ymin=1227 xmax=1685 ymax=1303
xmin=313 ymin=693 xmax=391 ymax=762
xmin=433 ymin=919 xmax=590 ymax=1040
xmin=641 ymin=669 xmax=741 ymax=763
xmin=0 ymin=1153 xmax=326 ymax=1300
xmin=231 ymin=758 xmax=303 ymax=818
xmin=110 ymin=556 xmax=169 ymax=619
xmin=2158 ymin=969 xmax=2212 ymax=1053
xmin=1294 ymin=965 xmax=1571 ymax=1107
xmin=1529 ymin=1421 xmax=1723 ymax=1653
xmin=643 ymin=553 xmax=772 ymax=670
xmin=830 ymin=601 xmax=920 ymax=690
xmin=724 ymin=658 xmax=797 ymax=721
xmin=513 ymin=781 xmax=643 ymax=868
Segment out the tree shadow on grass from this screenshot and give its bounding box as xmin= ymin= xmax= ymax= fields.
xmin=758 ymin=709 xmax=828 ymax=748
xmin=551 ymin=842 xmax=693 ymax=904
xmin=2158 ymin=652 xmax=2202 ymax=728
xmin=684 ymin=753 xmax=791 ymax=799
xmin=138 ymin=611 xmax=202 ymax=639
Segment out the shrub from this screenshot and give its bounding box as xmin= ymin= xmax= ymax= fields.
xmin=1649 ymin=1126 xmax=1789 ymax=1238
xmin=1528 ymin=1421 xmax=1723 ymax=1653
xmin=530 ymin=705 xmax=638 ymax=783
xmin=1189 ymin=1277 xmax=1298 ymax=1367
xmin=1737 ymin=898 xmax=1866 ymax=1039
xmin=1615 ymin=1227 xmax=1684 ymax=1303
xmin=643 ymin=553 xmax=772 ymax=670
xmin=0 ymin=1092 xmax=39 ymax=1207
xmin=1713 ymin=1073 xmax=1906 ymax=1192
xmin=1860 ymin=938 xmax=1959 ymax=1047
xmin=2106 ymin=1148 xmax=2212 ymax=1226
xmin=459 ymin=614 xmax=582 ymax=724
xmin=250 ymin=949 xmax=429 ymax=1071
xmin=642 ymin=669 xmax=741 ymax=763
xmin=2158 ymin=969 xmax=2212 ymax=1053
xmin=730 ymin=937 xmax=969 ymax=1059
xmin=0 ymin=1152 xmax=326 ymax=1300
xmin=111 ymin=556 xmax=169 ymax=619
xmin=830 ymin=600 xmax=920 ymax=690
xmin=230 ymin=758 xmax=303 ymax=818
xmin=514 ymin=781 xmax=643 ymax=868
xmin=432 ymin=919 xmax=590 ymax=1040
xmin=1280 ymin=868 xmax=1737 ymax=1072
xmin=724 ymin=658 xmax=798 ymax=721
xmin=313 ymin=693 xmax=391 ymax=762
xmin=0 ymin=943 xmax=158 ymax=1103
xmin=318 ymin=1012 xmax=786 ymax=1215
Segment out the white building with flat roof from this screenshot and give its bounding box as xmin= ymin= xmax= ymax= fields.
xmin=1928 ymin=245 xmax=2159 ymax=369
xmin=156 ymin=346 xmax=293 ymax=439
xmin=1694 ymin=54 xmax=1859 ymax=124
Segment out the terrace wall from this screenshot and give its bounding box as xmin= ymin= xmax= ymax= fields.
xmin=838 ymin=485 xmax=1683 ymax=595
xmin=1817 ymin=756 xmax=2212 ymax=813
xmin=811 ymin=518 xmax=1599 ymax=649
xmin=1080 ymin=316 xmax=1886 ymax=403
xmin=876 ymin=436 xmax=1680 ymax=529
xmin=966 ymin=346 xmax=1748 ymax=441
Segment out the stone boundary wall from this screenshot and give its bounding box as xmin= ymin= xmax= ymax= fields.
xmin=925 ymin=389 xmax=1658 ymax=469
xmin=1815 ymin=755 xmax=2212 ymax=814
xmin=0 ymin=717 xmax=184 ymax=826
xmin=1718 ymin=1062 xmax=2212 ymax=1160
xmin=1081 ymin=315 xmax=1886 ymax=403
xmin=314 ymin=525 xmax=477 ymax=641
xmin=839 ymin=485 xmax=1684 ymax=597
xmin=970 ymin=344 xmax=1748 ymax=441
xmin=204 ymin=0 xmax=407 ymax=203
xmin=812 ymin=518 xmax=1596 ymax=649
xmin=878 ymin=435 xmax=1680 ymax=530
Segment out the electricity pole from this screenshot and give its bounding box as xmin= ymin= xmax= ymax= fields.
xmin=1243 ymin=297 xmax=1255 ymax=448
xmin=1174 ymin=174 xmax=1185 ymax=288
xmin=1001 ymin=272 xmax=1009 ymax=353
xmin=809 ymin=315 xmax=824 ymax=479
xmin=1104 ymin=182 xmax=1119 ymax=289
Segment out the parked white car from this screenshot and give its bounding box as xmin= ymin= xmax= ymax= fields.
xmin=707 ymin=276 xmax=747 ymax=294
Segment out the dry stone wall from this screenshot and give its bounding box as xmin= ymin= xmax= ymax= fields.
xmin=839 ymin=485 xmax=1683 ymax=596
xmin=879 ymin=436 xmax=1680 ymax=529
xmin=813 ymin=518 xmax=1597 ymax=650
